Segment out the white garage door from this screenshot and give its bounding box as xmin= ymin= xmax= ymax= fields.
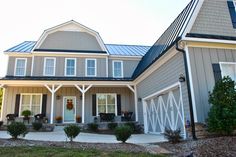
xmin=143 ymin=83 xmax=186 ymax=137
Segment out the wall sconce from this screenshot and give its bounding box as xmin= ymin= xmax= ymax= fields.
xmin=138 ymin=98 xmax=142 ymax=102
xmin=56 ymin=95 xmax=61 ymax=100
xmin=179 ymin=74 xmax=186 ymax=82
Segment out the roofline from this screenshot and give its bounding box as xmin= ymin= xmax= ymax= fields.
xmin=186 ymin=33 xmax=236 ymax=41
xmin=33 ymin=48 xmax=108 ymax=54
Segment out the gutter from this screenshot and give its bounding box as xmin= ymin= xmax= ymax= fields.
xmin=175 ymin=37 xmax=197 ymax=140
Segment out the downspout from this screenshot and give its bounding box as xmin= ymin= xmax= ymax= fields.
xmin=175 ymin=38 xmax=197 ymax=140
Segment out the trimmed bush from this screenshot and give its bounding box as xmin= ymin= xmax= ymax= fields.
xmin=108 ymin=122 xmax=118 ymax=130
xmin=64 ymin=125 xmax=81 ymax=142
xmin=124 ymin=122 xmax=136 ymax=133
xmin=21 ymin=110 xmax=31 ymax=117
xmin=32 ymin=122 xmax=43 ymax=131
xmin=164 ymin=128 xmax=182 ymax=144
xmin=7 ymin=122 xmax=28 ymax=139
xmin=208 ymin=76 xmax=236 ymax=135
xmin=115 ymin=126 xmax=132 ymax=143
xmin=87 ymin=123 xmax=98 ymax=132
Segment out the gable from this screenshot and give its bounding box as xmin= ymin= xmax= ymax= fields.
xmin=190 ymin=0 xmax=236 ymax=37
xmin=38 ymin=31 xmax=103 ymax=51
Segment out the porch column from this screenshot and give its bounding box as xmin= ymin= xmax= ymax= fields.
xmin=0 ymin=84 xmax=5 ymax=121
xmin=74 ymin=84 xmax=93 ymax=123
xmin=45 ymin=84 xmax=62 ymax=124
xmin=126 ymin=85 xmax=138 ymax=121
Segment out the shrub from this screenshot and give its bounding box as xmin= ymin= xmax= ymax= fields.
xmin=87 ymin=123 xmax=98 ymax=132
xmin=124 ymin=122 xmax=136 ymax=133
xmin=32 ymin=122 xmax=42 ymax=131
xmin=64 ymin=125 xmax=81 ymax=142
xmin=208 ymin=76 xmax=236 ymax=135
xmin=115 ymin=125 xmax=132 ymax=143
xmin=21 ymin=110 xmax=31 ymax=117
xmin=108 ymin=122 xmax=118 ymax=130
xmin=164 ymin=128 xmax=182 ymax=144
xmin=7 ymin=122 xmax=28 ymax=139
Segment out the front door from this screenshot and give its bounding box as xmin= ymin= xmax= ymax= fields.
xmin=63 ymin=96 xmax=76 ymax=123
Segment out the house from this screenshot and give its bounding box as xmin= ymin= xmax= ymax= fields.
xmin=0 ymin=0 xmax=236 ymax=137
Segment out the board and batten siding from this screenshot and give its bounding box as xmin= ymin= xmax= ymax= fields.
xmin=108 ymin=59 xmax=140 ymax=78
xmin=7 ymin=56 xmax=32 ymax=76
xmin=33 ymin=56 xmax=107 ymax=77
xmin=136 ymin=51 xmax=190 ymax=124
xmin=190 ymin=0 xmax=236 ymax=37
xmin=188 ymin=47 xmax=236 ymax=122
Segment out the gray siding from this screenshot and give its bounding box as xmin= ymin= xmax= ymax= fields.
xmin=7 ymin=56 xmax=32 ymax=76
xmin=108 ymin=59 xmax=140 ymax=77
xmin=33 ymin=56 xmax=107 ymax=77
xmin=191 ymin=0 xmax=236 ymax=37
xmin=136 ymin=51 xmax=190 ymax=124
xmin=188 ymin=47 xmax=236 ymax=122
xmin=39 ymin=31 xmax=103 ymax=51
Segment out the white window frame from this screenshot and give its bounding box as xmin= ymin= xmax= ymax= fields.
xmin=219 ymin=62 xmax=236 ymax=80
xmin=19 ymin=93 xmax=43 ymax=117
xmin=85 ymin=58 xmax=97 ymax=77
xmin=65 ymin=58 xmax=76 ymax=76
xmin=14 ymin=58 xmax=27 ymax=76
xmin=96 ymin=93 xmax=117 ymax=116
xmin=112 ymin=60 xmax=123 ymax=78
xmin=43 ymin=57 xmax=56 ymax=76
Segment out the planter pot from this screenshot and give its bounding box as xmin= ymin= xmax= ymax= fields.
xmin=76 ymin=118 xmax=82 ymax=123
xmin=56 ymin=120 xmax=62 ymax=123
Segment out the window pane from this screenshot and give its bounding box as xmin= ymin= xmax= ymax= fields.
xmin=87 ymin=60 xmax=95 ymax=76
xmin=113 ymin=62 xmax=122 ymax=77
xmin=45 ymin=59 xmax=55 ymax=75
xmin=107 ymin=105 xmax=115 ymax=113
xmin=97 ymin=94 xmax=116 ymax=115
xmin=31 ymin=95 xmax=41 ymax=115
xmin=20 ymin=95 xmax=31 ymax=115
xmin=66 ymin=59 xmax=75 ymax=76
xmin=221 ymin=64 xmax=236 ymax=81
xmin=15 ymin=59 xmax=26 ymax=76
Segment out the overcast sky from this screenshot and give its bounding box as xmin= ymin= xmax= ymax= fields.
xmin=0 ymin=0 xmax=190 ymax=77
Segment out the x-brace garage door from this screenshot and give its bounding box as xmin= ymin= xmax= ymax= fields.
xmin=143 ymin=82 xmax=186 ymax=137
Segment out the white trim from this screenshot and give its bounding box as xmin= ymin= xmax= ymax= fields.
xmin=112 ymin=60 xmax=123 ymax=78
xmin=0 ymin=86 xmax=6 ymax=121
xmin=63 ymin=96 xmax=76 ymax=123
xmin=183 ymin=37 xmax=236 ymax=45
xmin=64 ymin=58 xmax=77 ymax=76
xmin=43 ymin=57 xmax=56 ymax=76
xmin=85 ymin=58 xmax=97 ymax=77
xmin=109 ymin=55 xmax=142 ymax=60
xmin=185 ymin=46 xmax=198 ymax=122
xmin=219 ymin=62 xmax=236 ymax=79
xmin=31 ymin=55 xmax=34 ymax=76
xmin=31 ymin=51 xmax=108 ymax=56
xmin=14 ymin=58 xmax=27 ymax=76
xmin=96 ymin=93 xmax=117 ymax=116
xmin=19 ymin=93 xmax=43 ymax=117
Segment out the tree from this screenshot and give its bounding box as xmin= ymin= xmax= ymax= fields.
xmin=208 ymin=76 xmax=236 ymax=135
xmin=0 ymin=88 xmax=3 ymax=111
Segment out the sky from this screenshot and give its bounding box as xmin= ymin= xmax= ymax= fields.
xmin=0 ymin=0 xmax=190 ymax=77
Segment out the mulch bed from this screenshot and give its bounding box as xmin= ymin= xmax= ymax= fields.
xmin=158 ymin=136 xmax=236 ymax=157
xmin=0 ymin=138 xmax=147 ymax=153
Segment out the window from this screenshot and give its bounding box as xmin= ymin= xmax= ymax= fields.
xmin=44 ymin=58 xmax=56 ymax=76
xmin=86 ymin=59 xmax=96 ymax=76
xmin=113 ymin=60 xmax=123 ymax=78
xmin=20 ymin=94 xmax=42 ymax=116
xmin=15 ymin=58 xmax=27 ymax=76
xmin=65 ymin=58 xmax=76 ymax=76
xmin=220 ymin=62 xmax=236 ymax=81
xmin=97 ymin=94 xmax=116 ymax=115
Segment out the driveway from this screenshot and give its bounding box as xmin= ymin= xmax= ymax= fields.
xmin=0 ymin=129 xmax=166 ymax=144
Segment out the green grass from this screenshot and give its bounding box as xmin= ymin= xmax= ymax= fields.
xmin=0 ymin=147 xmax=165 ymax=157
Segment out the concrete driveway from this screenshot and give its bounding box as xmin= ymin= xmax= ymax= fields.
xmin=0 ymin=129 xmax=166 ymax=144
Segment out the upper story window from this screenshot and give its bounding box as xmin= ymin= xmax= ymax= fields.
xmin=86 ymin=59 xmax=96 ymax=77
xmin=113 ymin=60 xmax=123 ymax=78
xmin=44 ymin=57 xmax=56 ymax=76
xmin=14 ymin=58 xmax=27 ymax=76
xmin=220 ymin=62 xmax=236 ymax=81
xmin=65 ymin=58 xmax=76 ymax=76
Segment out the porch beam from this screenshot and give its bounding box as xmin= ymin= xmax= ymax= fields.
xmin=126 ymin=85 xmax=135 ymax=93
xmin=45 ymin=84 xmax=63 ymax=124
xmin=84 ymin=84 xmax=93 ymax=93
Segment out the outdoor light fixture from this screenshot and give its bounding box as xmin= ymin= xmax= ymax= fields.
xmin=179 ymin=74 xmax=185 ymax=82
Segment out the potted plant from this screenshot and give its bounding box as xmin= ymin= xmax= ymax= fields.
xmin=55 ymin=116 xmax=62 ymax=123
xmin=76 ymin=116 xmax=81 ymax=123
xmin=21 ymin=110 xmax=31 ymax=123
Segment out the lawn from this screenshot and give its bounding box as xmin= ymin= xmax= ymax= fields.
xmin=0 ymin=147 xmax=165 ymax=157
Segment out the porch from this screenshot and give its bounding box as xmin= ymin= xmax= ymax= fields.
xmin=0 ymin=82 xmax=138 ymax=124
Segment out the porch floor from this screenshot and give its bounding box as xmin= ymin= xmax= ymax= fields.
xmin=0 ymin=126 xmax=166 ymax=144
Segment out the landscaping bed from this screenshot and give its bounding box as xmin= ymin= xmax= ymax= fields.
xmin=158 ymin=136 xmax=236 ymax=157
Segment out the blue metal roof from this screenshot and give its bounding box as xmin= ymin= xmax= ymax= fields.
xmin=5 ymin=41 xmax=150 ymax=56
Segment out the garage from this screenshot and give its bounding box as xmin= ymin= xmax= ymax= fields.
xmin=143 ymin=82 xmax=186 ymax=137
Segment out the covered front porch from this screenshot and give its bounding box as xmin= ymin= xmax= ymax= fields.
xmin=0 ymin=80 xmax=138 ymax=124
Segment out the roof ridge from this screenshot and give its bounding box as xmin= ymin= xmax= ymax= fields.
xmin=105 ymin=44 xmax=151 ymax=47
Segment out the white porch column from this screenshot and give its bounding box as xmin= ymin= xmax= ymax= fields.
xmin=45 ymin=84 xmax=62 ymax=124
xmin=0 ymin=84 xmax=5 ymax=121
xmin=126 ymin=85 xmax=138 ymax=122
xmin=74 ymin=84 xmax=93 ymax=123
